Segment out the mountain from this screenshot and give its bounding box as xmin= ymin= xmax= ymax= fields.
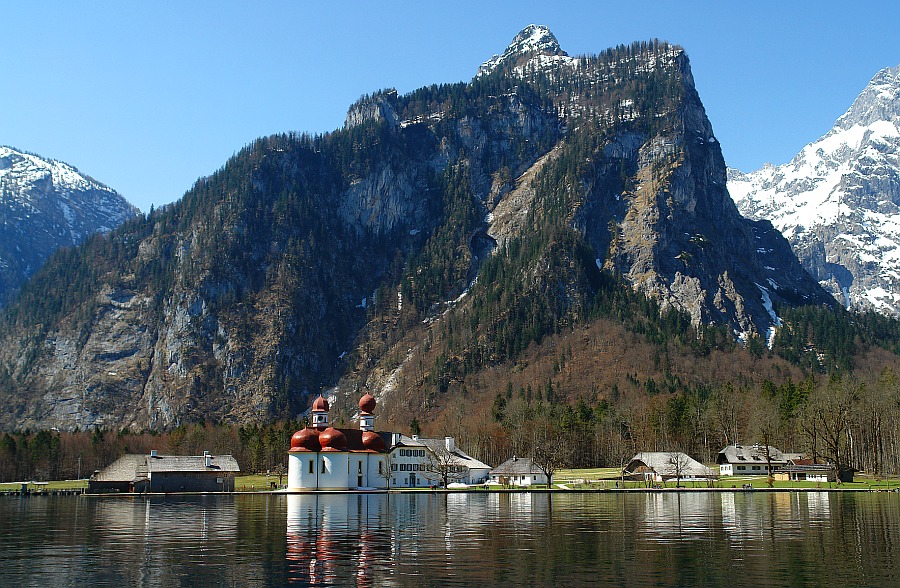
xmin=0 ymin=26 xmax=836 ymax=432
xmin=0 ymin=146 xmax=138 ymax=304
xmin=728 ymin=65 xmax=900 ymax=316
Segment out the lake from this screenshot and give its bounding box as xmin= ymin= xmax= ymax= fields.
xmin=1 ymin=490 xmax=898 ymax=586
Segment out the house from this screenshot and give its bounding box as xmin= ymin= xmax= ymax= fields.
xmin=88 ymin=451 xmax=240 ymax=493
xmin=286 ymin=392 xmax=491 ymax=490
xmin=716 ymin=444 xmax=802 ymax=476
xmin=773 ymin=459 xmax=852 ymax=483
xmin=489 ymin=456 xmax=548 ymax=487
xmin=623 ymin=452 xmax=717 ymax=483
xmin=391 ymin=435 xmax=492 ymax=487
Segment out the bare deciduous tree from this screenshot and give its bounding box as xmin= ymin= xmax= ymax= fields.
xmin=423 ymin=443 xmax=467 ymax=488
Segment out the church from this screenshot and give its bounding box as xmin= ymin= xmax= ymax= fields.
xmin=286 ymin=392 xmax=490 ymax=490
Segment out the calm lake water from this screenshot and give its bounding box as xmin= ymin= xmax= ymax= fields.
xmin=1 ymin=491 xmax=898 ymax=587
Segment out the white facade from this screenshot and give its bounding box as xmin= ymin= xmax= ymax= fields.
xmin=287 ymin=452 xmax=387 ymax=491
xmin=489 ymin=456 xmax=548 ymax=486
xmin=719 ymin=462 xmax=774 ymax=476
xmin=489 ymin=471 xmax=548 ymax=486
xmin=389 ymin=445 xmax=431 ymax=488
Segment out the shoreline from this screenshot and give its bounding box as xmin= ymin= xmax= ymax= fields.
xmin=5 ymin=486 xmax=899 ymax=498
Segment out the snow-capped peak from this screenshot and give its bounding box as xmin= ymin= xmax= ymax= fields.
xmin=728 ymin=63 xmax=900 ymax=317
xmin=476 ymin=24 xmax=569 ymax=77
xmin=0 ymin=145 xmax=138 ymax=303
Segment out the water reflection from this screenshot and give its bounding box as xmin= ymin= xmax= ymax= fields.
xmin=721 ymin=491 xmax=834 ymax=545
xmin=285 ymin=494 xmax=391 ymax=586
xmin=2 ymin=492 xmax=899 ymax=587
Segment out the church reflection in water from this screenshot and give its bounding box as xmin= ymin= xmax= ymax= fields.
xmin=286 ymin=493 xmax=390 ymax=586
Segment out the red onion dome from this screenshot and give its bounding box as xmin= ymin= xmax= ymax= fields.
xmin=362 ymin=430 xmax=386 ymax=452
xmin=311 ymin=395 xmax=329 ymax=412
xmin=358 ymin=392 xmax=377 ymax=414
xmin=290 ymin=428 xmax=321 ymax=452
xmin=318 ymin=427 xmax=348 ymax=451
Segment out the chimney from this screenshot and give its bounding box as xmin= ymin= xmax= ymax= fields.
xmin=204 ymin=451 xmax=211 ymax=467
xmin=445 ymin=437 xmax=455 ymax=452
xmin=150 ymin=450 xmax=158 ymax=458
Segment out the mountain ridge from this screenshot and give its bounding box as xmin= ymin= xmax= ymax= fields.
xmin=0 ymin=28 xmax=840 ymax=432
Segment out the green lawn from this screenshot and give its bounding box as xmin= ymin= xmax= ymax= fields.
xmin=235 ymin=474 xmax=287 ymax=491
xmin=0 ymin=479 xmax=87 ymax=492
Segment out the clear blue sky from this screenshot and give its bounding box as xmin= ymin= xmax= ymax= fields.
xmin=3 ymin=1 xmax=898 ymax=213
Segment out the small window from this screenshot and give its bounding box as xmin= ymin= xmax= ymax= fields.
xmin=321 ymin=460 xmax=327 ymax=474
xmin=391 ymin=464 xmax=397 ymax=472
xmin=308 ymin=460 xmax=314 ymax=474
xmin=378 ymin=462 xmax=383 ymax=474
xmin=752 ymin=466 xmax=760 ymax=471
xmin=358 ymin=462 xmax=362 ymax=473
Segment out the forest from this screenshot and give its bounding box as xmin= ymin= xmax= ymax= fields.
xmin=2 ymin=336 xmax=897 ymax=483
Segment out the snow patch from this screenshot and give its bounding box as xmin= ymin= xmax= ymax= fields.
xmin=755 ymin=283 xmax=782 ymax=349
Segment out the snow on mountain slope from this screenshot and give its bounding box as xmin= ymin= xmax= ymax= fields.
xmin=0 ymin=146 xmax=138 ymax=303
xmin=728 ymin=65 xmax=900 ymax=316
xmin=476 ymin=24 xmax=576 ymax=77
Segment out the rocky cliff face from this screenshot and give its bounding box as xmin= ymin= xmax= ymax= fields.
xmin=0 ymin=27 xmax=832 ymax=431
xmin=0 ymin=146 xmax=138 ymax=304
xmin=729 ymin=65 xmax=900 ymax=316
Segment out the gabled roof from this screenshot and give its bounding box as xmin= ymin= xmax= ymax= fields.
xmin=91 ymin=454 xmax=240 ymax=482
xmin=490 ymin=456 xmax=543 ymax=476
xmin=147 ymin=454 xmax=240 ymax=473
xmin=90 ymin=454 xmax=147 ymax=482
xmin=626 ymin=452 xmax=716 ymax=478
xmin=417 ymin=438 xmax=492 ymax=470
xmin=716 ymin=444 xmax=790 ymax=465
xmin=391 ymin=435 xmax=492 ymax=469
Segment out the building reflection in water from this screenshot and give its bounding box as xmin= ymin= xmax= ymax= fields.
xmin=721 ymin=491 xmax=832 ymax=544
xmin=639 ymin=492 xmax=722 ymax=542
xmin=91 ymin=495 xmax=242 ymax=585
xmin=286 ymin=493 xmax=391 ymax=587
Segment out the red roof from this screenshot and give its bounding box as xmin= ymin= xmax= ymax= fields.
xmin=288 ymin=427 xmax=388 ymax=453
xmin=358 ymin=392 xmax=377 ymax=414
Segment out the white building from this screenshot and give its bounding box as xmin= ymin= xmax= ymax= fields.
xmin=624 ymin=452 xmax=717 ymax=483
xmin=389 ymin=435 xmax=492 ymax=487
xmin=287 ymin=393 xmax=490 ymax=490
xmin=716 ymin=444 xmax=802 ymax=476
xmin=489 ymin=456 xmax=548 ymax=487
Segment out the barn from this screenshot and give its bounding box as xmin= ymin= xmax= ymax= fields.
xmin=88 ymin=451 xmax=240 ymax=493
